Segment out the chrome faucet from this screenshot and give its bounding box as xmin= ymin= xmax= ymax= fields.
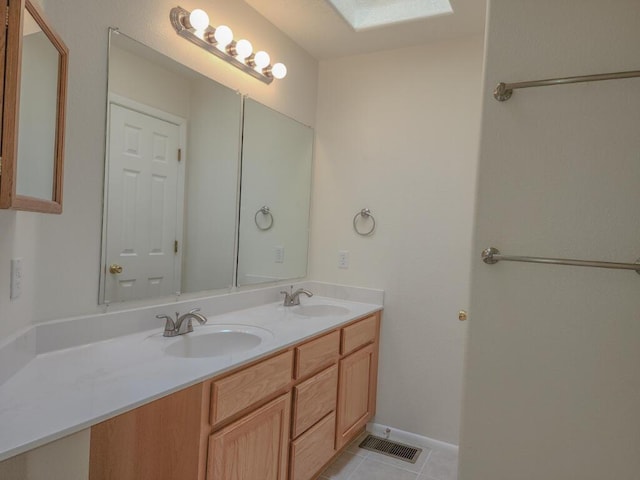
xmin=280 ymin=286 xmax=313 ymax=306
xmin=157 ymin=308 xmax=208 ymax=337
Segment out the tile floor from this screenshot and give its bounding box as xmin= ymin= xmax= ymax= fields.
xmin=320 ymin=432 xmax=458 ymax=480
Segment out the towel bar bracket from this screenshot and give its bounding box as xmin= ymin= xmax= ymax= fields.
xmin=493 ymin=83 xmax=512 ymax=101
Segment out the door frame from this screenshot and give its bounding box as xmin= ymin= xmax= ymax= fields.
xmin=99 ymin=93 xmax=187 ymax=304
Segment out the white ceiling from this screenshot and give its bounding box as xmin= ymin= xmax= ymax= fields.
xmin=243 ymin=0 xmax=487 ymax=60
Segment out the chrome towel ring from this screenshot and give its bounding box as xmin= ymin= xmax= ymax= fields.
xmin=353 ymin=208 xmax=376 ymax=236
xmin=254 ymin=206 xmax=274 ymax=231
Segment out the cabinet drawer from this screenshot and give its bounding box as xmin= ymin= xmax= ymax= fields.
xmin=211 ymin=351 xmax=293 ymax=426
xmin=292 ymin=364 xmax=338 ymax=438
xmin=290 ymin=412 xmax=336 ymax=480
xmin=341 ymin=314 xmax=378 ymax=355
xmin=295 ymin=331 xmax=340 ymax=379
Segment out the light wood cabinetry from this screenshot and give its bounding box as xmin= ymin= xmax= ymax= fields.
xmin=208 ymin=393 xmax=291 ymax=480
xmin=294 ymin=330 xmax=340 ymax=379
xmin=336 ymin=343 xmax=378 ymax=450
xmin=211 ymin=351 xmax=293 ymax=426
xmin=89 ymin=383 xmax=203 ymax=480
xmin=89 ymin=311 xmax=381 ymax=480
xmin=290 ymin=412 xmax=336 ymax=480
xmin=341 ymin=315 xmax=377 ymax=355
xmin=292 ymin=364 xmax=338 ymax=438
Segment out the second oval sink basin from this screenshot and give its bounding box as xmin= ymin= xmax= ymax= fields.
xmin=164 ymin=325 xmax=273 ymax=358
xmin=292 ymin=305 xmax=350 ymax=317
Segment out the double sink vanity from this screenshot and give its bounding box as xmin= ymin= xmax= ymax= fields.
xmin=0 ymin=285 xmax=383 ymax=480
xmin=0 ymin=5 xmax=381 ymax=479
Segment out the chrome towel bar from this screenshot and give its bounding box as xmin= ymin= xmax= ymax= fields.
xmin=494 ymin=69 xmax=640 ymax=101
xmin=482 ymin=247 xmax=640 ymax=275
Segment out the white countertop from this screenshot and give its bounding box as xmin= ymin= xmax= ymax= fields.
xmin=0 ymin=296 xmax=381 ymax=461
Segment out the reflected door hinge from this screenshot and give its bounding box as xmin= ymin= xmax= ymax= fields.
xmin=174 ymin=240 xmax=178 ymax=253
xmin=177 ymin=148 xmax=182 ymax=162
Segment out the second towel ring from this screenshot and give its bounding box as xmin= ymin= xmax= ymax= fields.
xmin=255 ymin=206 xmax=274 ymax=231
xmin=353 ymin=208 xmax=376 ymax=236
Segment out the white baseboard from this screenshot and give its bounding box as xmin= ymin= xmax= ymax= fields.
xmin=366 ymin=422 xmax=458 ymax=455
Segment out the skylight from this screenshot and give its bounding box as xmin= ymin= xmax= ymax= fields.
xmin=326 ymin=0 xmax=453 ymax=32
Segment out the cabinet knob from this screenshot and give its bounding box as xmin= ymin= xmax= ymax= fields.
xmin=458 ymin=310 xmax=468 ymax=321
xmin=109 ymin=264 xmax=123 ymax=275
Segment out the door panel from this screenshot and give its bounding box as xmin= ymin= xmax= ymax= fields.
xmin=105 ymin=104 xmax=181 ymax=302
xmin=208 ymin=393 xmax=290 ymax=480
xmin=336 ymin=344 xmax=375 ymax=449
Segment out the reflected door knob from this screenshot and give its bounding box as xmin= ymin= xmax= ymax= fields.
xmin=458 ymin=310 xmax=468 ymax=321
xmin=109 ymin=264 xmax=123 ymax=274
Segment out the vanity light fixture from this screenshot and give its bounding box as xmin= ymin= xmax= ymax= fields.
xmin=170 ymin=6 xmax=287 ymax=85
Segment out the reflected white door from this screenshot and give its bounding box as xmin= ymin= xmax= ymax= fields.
xmin=105 ymin=104 xmax=181 ymax=302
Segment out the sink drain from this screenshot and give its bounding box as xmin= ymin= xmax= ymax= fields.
xmin=358 ymin=434 xmax=422 ymax=464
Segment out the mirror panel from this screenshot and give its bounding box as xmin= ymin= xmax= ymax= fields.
xmin=0 ymin=0 xmax=68 ymax=213
xmin=237 ymin=99 xmax=313 ymax=286
xmin=16 ymin=8 xmax=58 ymax=199
xmin=100 ymin=30 xmax=241 ymax=304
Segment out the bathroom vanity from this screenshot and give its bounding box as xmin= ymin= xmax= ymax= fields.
xmin=0 ymin=287 xmax=383 ymax=480
xmin=89 ymin=311 xmax=380 ymax=480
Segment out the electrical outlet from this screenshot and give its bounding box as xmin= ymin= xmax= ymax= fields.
xmin=338 ymin=250 xmax=349 ymax=269
xmin=10 ymin=258 xmax=23 ymax=300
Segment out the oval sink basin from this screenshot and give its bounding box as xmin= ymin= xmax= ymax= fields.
xmin=164 ymin=325 xmax=273 ymax=358
xmin=292 ymin=305 xmax=350 ymax=317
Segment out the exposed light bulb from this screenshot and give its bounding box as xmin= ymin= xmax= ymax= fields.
xmin=214 ymin=25 xmax=233 ymax=48
xmin=189 ymin=9 xmax=209 ymax=31
xmin=271 ymin=63 xmax=287 ymax=79
xmin=254 ymin=51 xmax=270 ymax=69
xmin=235 ymin=39 xmax=253 ymax=60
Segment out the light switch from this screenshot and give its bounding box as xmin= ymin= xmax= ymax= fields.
xmin=10 ymin=258 xmax=23 ymax=300
xmin=275 ymin=246 xmax=285 ymax=263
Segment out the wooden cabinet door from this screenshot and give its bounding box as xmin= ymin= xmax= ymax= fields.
xmin=208 ymin=393 xmax=290 ymax=480
xmin=335 ymin=344 xmax=377 ymax=450
xmin=89 ymin=383 xmax=204 ymax=480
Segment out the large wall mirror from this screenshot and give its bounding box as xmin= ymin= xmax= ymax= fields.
xmin=100 ymin=30 xmax=241 ymax=304
xmin=0 ymin=0 xmax=68 ymax=213
xmin=100 ymin=30 xmax=314 ymax=304
xmin=237 ymin=99 xmax=313 ymax=286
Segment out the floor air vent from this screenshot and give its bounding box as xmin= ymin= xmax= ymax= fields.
xmin=358 ymin=434 xmax=422 ymax=464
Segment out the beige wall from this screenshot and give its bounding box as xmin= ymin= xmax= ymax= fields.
xmin=0 ymin=0 xmax=318 ymax=341
xmin=460 ymin=1 xmax=640 ymax=478
xmin=0 ymin=430 xmax=89 ymax=480
xmin=310 ymin=36 xmax=484 ymax=444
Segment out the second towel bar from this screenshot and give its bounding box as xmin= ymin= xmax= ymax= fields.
xmin=493 ymin=69 xmax=640 ymax=101
xmin=482 ymin=247 xmax=640 ymax=275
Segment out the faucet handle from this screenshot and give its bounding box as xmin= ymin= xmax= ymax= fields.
xmin=156 ymin=314 xmax=176 ymax=333
xmin=280 ymin=290 xmax=293 ymax=299
xmin=280 ymin=289 xmax=294 ymax=306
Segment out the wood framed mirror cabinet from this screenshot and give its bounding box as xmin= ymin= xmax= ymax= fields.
xmin=0 ymin=0 xmax=68 ymax=213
